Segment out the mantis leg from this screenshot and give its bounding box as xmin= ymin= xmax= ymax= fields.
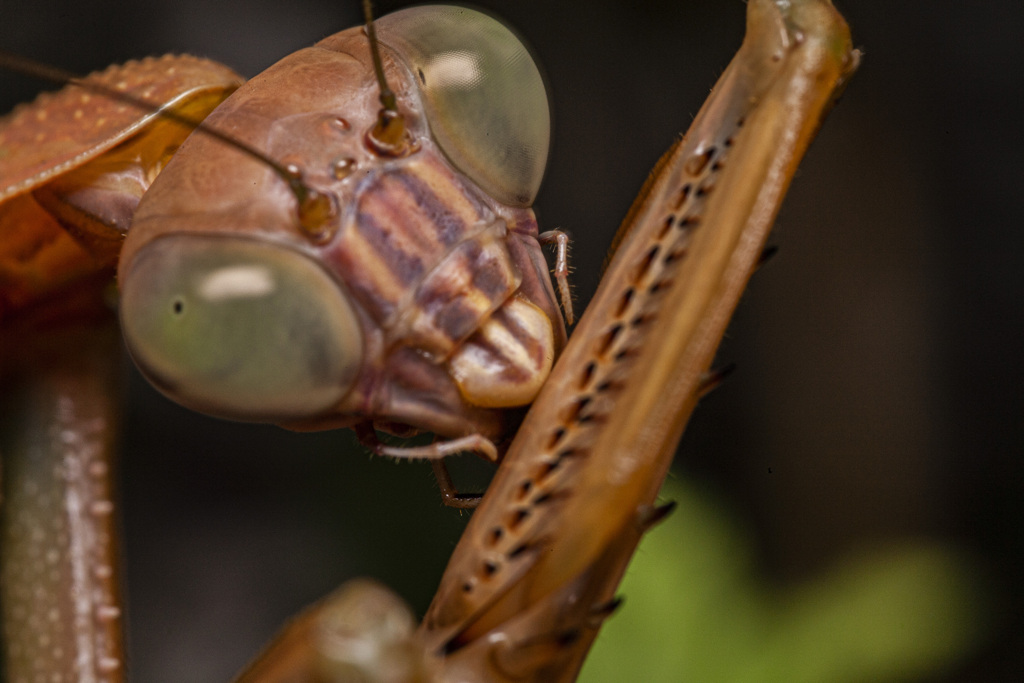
xmin=230 ymin=1 xmax=857 ymax=681
xmin=1 ymin=311 xmax=125 ymax=682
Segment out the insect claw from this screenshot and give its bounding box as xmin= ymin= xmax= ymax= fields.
xmin=431 ymin=460 xmax=482 ymax=509
xmin=352 ymin=422 xmax=383 ymax=453
xmin=487 ymin=627 xmax=582 ymax=679
xmin=438 ymin=491 xmax=482 ymax=510
xmin=757 ymin=244 xmax=779 ymax=268
xmin=637 ymin=501 xmax=677 ymax=531
xmin=589 ymin=596 xmax=624 ymax=624
xmin=556 ymin=629 xmax=583 ymax=647
xmin=357 ymin=432 xmax=493 ymax=507
xmin=697 ymin=362 xmax=736 ymax=398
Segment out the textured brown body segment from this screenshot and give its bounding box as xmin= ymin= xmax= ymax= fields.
xmin=416 ymin=0 xmax=858 ymax=678
xmin=328 ymin=153 xmax=521 ymax=359
xmin=407 ymin=229 xmax=519 ymax=357
xmin=0 ymin=56 xmax=242 ymax=323
xmin=0 ymin=55 xmax=243 ymax=202
xmin=0 ymin=194 xmax=97 ymax=320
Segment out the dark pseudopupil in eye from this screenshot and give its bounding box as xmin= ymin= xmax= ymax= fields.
xmin=172 ymin=299 xmax=184 ymax=315
xmin=300 ymin=326 xmax=334 ymax=380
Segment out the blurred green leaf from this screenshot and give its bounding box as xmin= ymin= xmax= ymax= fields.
xmin=581 ymin=477 xmax=986 ymax=682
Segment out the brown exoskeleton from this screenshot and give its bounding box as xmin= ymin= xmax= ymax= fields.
xmin=3 ymin=6 xmax=573 ymax=472
xmin=2 ymin=5 xmax=575 ymax=680
xmin=237 ymin=0 xmax=860 ymax=680
xmin=0 ymin=0 xmax=858 ymax=680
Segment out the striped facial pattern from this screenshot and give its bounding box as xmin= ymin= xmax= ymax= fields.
xmin=116 ymin=7 xmax=562 ymax=437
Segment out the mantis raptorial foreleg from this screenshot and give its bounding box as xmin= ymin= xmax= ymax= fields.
xmin=1 ymin=309 xmax=125 ymax=682
xmin=234 ymin=1 xmax=858 ymax=681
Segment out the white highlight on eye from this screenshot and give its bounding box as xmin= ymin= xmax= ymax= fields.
xmin=198 ymin=265 xmax=276 ymax=301
xmin=423 ymin=51 xmax=483 ymax=90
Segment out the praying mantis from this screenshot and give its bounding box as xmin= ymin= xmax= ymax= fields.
xmin=0 ymin=1 xmax=856 ymax=680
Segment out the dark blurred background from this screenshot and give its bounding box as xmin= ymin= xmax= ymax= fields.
xmin=2 ymin=0 xmax=1022 ymax=680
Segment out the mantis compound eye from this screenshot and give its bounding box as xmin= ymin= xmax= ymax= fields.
xmin=119 ymin=236 xmax=363 ymax=421
xmin=377 ymin=5 xmax=551 ymax=207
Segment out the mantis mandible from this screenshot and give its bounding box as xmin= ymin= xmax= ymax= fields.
xmin=0 ymin=0 xmax=856 ymax=680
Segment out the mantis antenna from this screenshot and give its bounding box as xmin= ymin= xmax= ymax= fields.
xmin=362 ymin=0 xmax=411 ymax=155
xmin=0 ymin=49 xmax=337 ymax=240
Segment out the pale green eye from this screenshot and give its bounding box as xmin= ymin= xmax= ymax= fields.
xmin=119 ymin=236 xmax=363 ymax=421
xmin=378 ymin=5 xmax=551 ymax=207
